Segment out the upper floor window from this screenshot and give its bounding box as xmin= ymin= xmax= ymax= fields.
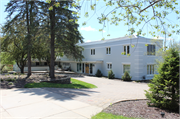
xmin=123 ymin=45 xmax=130 ymax=55
xmin=147 ymin=65 xmax=154 ymax=74
xmin=106 ymin=47 xmax=111 ymax=54
xmin=147 ymin=44 xmax=155 ymax=55
xmin=107 ymin=63 xmax=112 ymax=70
xmin=91 ymin=49 xmax=95 ymax=55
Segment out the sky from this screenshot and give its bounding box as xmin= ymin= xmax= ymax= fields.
xmin=0 ymin=0 xmax=179 ymax=45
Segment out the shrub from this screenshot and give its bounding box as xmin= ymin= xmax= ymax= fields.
xmin=145 ymin=48 xmax=179 ymax=112
xmin=8 ymin=82 xmax=13 ymax=85
xmin=108 ymin=70 xmax=115 ymax=79
xmin=7 ymin=78 xmax=16 ymax=82
xmin=95 ymin=69 xmax=102 ymax=77
xmin=122 ymin=71 xmax=132 ymax=81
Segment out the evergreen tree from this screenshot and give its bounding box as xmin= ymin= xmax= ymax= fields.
xmin=145 ymin=47 xmax=179 ymax=112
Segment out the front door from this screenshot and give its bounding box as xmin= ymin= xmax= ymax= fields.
xmin=85 ymin=63 xmax=89 ymax=74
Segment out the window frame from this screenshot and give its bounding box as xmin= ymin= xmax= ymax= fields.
xmin=122 ymin=64 xmax=131 ymax=74
xmin=147 ymin=64 xmax=154 ymax=75
xmin=91 ymin=49 xmax=95 ymax=55
xmin=107 ymin=63 xmax=112 ymax=70
xmin=123 ymin=45 xmax=130 ymax=55
xmin=106 ymin=47 xmax=111 ymax=54
xmin=147 ymin=44 xmax=156 ymax=55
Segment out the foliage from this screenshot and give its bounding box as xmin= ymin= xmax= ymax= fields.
xmin=24 ymin=78 xmax=97 ymax=89
xmin=145 ymin=47 xmax=179 ymax=112
xmin=95 ymin=69 xmax=103 ymax=77
xmin=122 ymin=71 xmax=132 ymax=81
xmin=8 ymin=82 xmax=13 ymax=85
xmin=108 ymin=70 xmax=115 ymax=79
xmin=91 ymin=112 xmax=141 ymax=119
xmin=7 ymin=78 xmax=16 ymax=82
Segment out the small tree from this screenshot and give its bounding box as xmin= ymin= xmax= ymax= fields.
xmin=95 ymin=69 xmax=102 ymax=77
xmin=122 ymin=71 xmax=132 ymax=81
xmin=108 ymin=70 xmax=115 ymax=79
xmin=145 ymin=47 xmax=179 ymax=112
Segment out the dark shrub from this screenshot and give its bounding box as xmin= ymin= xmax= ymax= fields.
xmin=122 ymin=71 xmax=132 ymax=81
xmin=95 ymin=69 xmax=103 ymax=77
xmin=108 ymin=70 xmax=115 ymax=79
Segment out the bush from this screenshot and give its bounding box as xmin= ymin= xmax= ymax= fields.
xmin=7 ymin=78 xmax=16 ymax=82
xmin=8 ymin=82 xmax=13 ymax=85
xmin=145 ymin=48 xmax=179 ymax=112
xmin=95 ymin=69 xmax=102 ymax=77
xmin=122 ymin=71 xmax=132 ymax=81
xmin=108 ymin=70 xmax=115 ymax=79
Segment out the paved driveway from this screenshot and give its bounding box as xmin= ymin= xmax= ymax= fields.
xmin=0 ymin=76 xmax=149 ymax=119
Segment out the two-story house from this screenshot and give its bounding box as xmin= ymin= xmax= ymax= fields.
xmin=60 ymin=35 xmax=163 ymax=80
xmin=13 ymin=35 xmax=162 ymax=80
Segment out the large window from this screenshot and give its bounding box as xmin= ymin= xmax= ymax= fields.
xmin=106 ymin=47 xmax=111 ymax=54
xmin=147 ymin=65 xmax=154 ymax=74
xmin=77 ymin=63 xmax=81 ymax=72
xmin=107 ymin=63 xmax=112 ymax=70
xmin=147 ymin=44 xmax=155 ymax=55
xmin=123 ymin=45 xmax=130 ymax=55
xmin=123 ymin=65 xmax=130 ymax=74
xmin=91 ymin=49 xmax=95 ymax=55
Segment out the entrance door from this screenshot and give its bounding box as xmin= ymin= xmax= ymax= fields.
xmin=85 ymin=63 xmax=89 ymax=74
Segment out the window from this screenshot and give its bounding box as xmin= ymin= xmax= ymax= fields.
xmin=107 ymin=63 xmax=112 ymax=70
xmin=147 ymin=44 xmax=155 ymax=55
xmin=91 ymin=49 xmax=95 ymax=55
xmin=82 ymin=63 xmax=84 ymax=73
xmin=106 ymin=47 xmax=111 ymax=54
xmin=123 ymin=65 xmax=130 ymax=74
xmin=44 ymin=62 xmax=47 ymax=66
xmin=147 ymin=65 xmax=154 ymax=74
xmin=123 ymin=45 xmax=130 ymax=55
xmin=77 ymin=63 xmax=81 ymax=72
xmin=36 ymin=62 xmax=39 ymax=66
xmin=90 ymin=63 xmax=93 ymax=74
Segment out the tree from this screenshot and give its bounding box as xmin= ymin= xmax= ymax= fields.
xmin=5 ymin=0 xmax=40 ymax=76
xmin=1 ymin=20 xmax=29 ymax=73
xmin=145 ymin=47 xmax=179 ymax=112
xmin=40 ymin=0 xmax=84 ymax=79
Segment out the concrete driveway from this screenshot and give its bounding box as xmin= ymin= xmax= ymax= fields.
xmin=0 ymin=76 xmax=149 ymax=119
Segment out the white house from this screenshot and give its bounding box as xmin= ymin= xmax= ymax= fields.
xmin=14 ymin=35 xmax=163 ymax=80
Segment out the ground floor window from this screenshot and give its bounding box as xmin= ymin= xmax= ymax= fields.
xmin=123 ymin=65 xmax=130 ymax=74
xmin=147 ymin=65 xmax=154 ymax=74
xmin=90 ymin=63 xmax=93 ymax=74
xmin=107 ymin=63 xmax=112 ymax=70
xmin=82 ymin=63 xmax=84 ymax=73
xmin=77 ymin=63 xmax=81 ymax=72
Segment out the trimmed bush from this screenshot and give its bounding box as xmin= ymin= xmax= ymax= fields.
xmin=108 ymin=70 xmax=115 ymax=79
xmin=122 ymin=71 xmax=132 ymax=81
xmin=95 ymin=69 xmax=103 ymax=77
xmin=145 ymin=48 xmax=179 ymax=112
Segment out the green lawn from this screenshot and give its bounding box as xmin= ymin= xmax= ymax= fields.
xmin=92 ymin=112 xmax=143 ymax=119
xmin=24 ymin=78 xmax=97 ymax=89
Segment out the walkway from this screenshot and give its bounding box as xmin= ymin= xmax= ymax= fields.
xmin=0 ymin=76 xmax=149 ymax=119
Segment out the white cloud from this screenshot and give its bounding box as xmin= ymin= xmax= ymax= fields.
xmin=85 ymin=40 xmax=92 ymax=42
xmin=103 ymin=30 xmax=106 ymax=33
xmin=80 ymin=26 xmax=97 ymax=31
xmin=153 ymin=36 xmax=173 ymax=40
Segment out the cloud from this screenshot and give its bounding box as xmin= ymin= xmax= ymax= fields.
xmin=153 ymin=36 xmax=173 ymax=40
xmin=85 ymin=40 xmax=92 ymax=42
xmin=80 ymin=26 xmax=97 ymax=31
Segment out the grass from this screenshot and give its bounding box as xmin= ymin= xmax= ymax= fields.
xmin=91 ymin=112 xmax=143 ymax=119
xmin=24 ymin=78 xmax=97 ymax=89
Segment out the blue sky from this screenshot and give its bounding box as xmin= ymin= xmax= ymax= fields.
xmin=0 ymin=0 xmax=179 ymax=44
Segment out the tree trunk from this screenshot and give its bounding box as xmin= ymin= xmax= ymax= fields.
xmin=20 ymin=66 xmax=24 ymax=74
xmin=49 ymin=2 xmax=55 ymax=79
xmin=26 ymin=1 xmax=31 ymax=77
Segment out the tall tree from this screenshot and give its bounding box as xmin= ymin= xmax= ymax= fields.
xmin=4 ymin=0 xmax=39 ymax=76
xmin=41 ymin=0 xmax=84 ymax=79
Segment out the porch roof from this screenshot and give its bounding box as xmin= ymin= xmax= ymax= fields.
xmin=60 ymin=60 xmax=103 ymax=63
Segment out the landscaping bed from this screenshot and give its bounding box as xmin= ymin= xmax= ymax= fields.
xmin=0 ymin=73 xmax=94 ymax=89
xmin=97 ymin=100 xmax=179 ymax=119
